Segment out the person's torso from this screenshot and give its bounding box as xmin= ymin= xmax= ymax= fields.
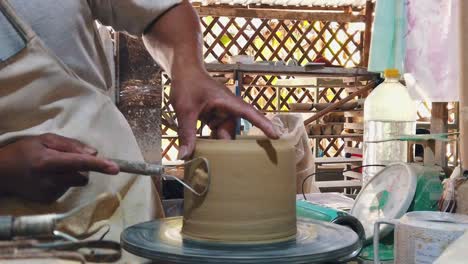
xmin=0 ymin=0 xmax=157 ymax=243
xmin=6 ymin=0 xmax=112 ymax=90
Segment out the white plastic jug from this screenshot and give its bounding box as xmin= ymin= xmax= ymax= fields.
xmin=363 ymin=69 xmax=416 ymax=183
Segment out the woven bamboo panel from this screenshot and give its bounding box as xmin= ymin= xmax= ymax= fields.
xmin=202 ymin=17 xmax=363 ymax=67
xmin=160 ymin=15 xmax=365 ymax=161
xmin=317 ymin=138 xmax=344 ymax=157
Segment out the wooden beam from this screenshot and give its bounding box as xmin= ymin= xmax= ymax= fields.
xmin=417 ymin=123 xmax=458 ymax=130
xmin=362 ymin=0 xmax=374 ymax=66
xmin=460 ymin=1 xmax=468 ymax=170
xmin=430 ymin=103 xmax=448 ymax=169
xmin=343 ymin=123 xmax=364 ymax=130
xmin=205 ymin=63 xmax=380 ymax=77
xmin=315 ymin=157 xmax=362 ymax=164
xmin=315 ymin=180 xmax=361 ymax=188
xmin=244 ymin=4 xmax=364 ymax=12
xmin=195 ymin=6 xmax=366 ymax=22
xmin=304 ymin=81 xmax=375 ymax=126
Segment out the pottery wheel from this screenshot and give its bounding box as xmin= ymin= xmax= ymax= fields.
xmin=121 ymin=217 xmax=362 ymax=263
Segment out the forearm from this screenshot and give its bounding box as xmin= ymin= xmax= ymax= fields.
xmin=141 ymin=0 xmax=278 ymax=157
xmin=142 ymin=0 xmax=206 ymax=80
xmin=0 ymin=148 xmax=10 ymax=195
xmin=0 ymin=144 xmax=21 ymax=195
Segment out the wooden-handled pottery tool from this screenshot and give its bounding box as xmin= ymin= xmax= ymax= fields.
xmin=109 ymin=157 xmax=211 ymax=196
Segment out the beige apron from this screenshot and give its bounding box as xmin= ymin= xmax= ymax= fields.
xmin=0 ymin=0 xmax=161 ymax=243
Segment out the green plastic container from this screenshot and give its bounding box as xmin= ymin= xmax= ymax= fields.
xmin=296 ymin=200 xmax=365 ymax=240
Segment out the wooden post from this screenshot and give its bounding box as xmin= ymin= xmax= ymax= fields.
xmin=430 ymin=103 xmax=448 ymax=169
xmin=460 ymin=1 xmax=468 ymax=170
xmin=363 ymin=0 xmax=374 ymax=66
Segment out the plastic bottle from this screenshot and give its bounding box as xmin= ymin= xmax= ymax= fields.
xmin=363 ymin=69 xmax=416 ymax=183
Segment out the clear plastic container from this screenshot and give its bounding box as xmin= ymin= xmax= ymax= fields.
xmin=363 ymin=69 xmax=417 ymax=183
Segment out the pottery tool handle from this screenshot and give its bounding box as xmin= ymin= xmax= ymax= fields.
xmin=110 ymin=159 xmax=164 ymax=176
xmin=109 ymin=157 xmax=210 ymax=196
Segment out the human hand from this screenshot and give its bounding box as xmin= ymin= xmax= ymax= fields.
xmin=141 ymin=0 xmax=278 ymax=159
xmin=0 ymin=133 xmax=119 ymax=203
xmin=170 ymin=70 xmax=279 ymax=160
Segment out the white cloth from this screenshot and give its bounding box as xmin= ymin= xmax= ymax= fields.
xmin=404 ymin=0 xmax=459 ymax=102
xmin=368 ymin=0 xmax=459 ymax=102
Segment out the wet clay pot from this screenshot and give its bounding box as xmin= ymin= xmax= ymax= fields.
xmin=182 ymin=137 xmax=297 ymax=243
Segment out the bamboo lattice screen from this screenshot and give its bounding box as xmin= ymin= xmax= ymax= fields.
xmin=160 ymin=13 xmax=457 ymax=163
xmin=202 ymin=18 xmax=363 ymax=66
xmin=161 ymin=11 xmax=367 ymax=161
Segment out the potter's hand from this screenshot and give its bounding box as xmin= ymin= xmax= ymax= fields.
xmin=142 ymin=0 xmax=278 ymax=159
xmin=170 ymin=71 xmax=279 ymax=159
xmin=0 ymin=133 xmax=119 ymax=203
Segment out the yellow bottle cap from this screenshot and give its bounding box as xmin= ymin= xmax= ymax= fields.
xmin=384 ymin=68 xmax=400 ymax=78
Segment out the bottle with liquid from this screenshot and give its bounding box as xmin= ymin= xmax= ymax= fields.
xmin=363 ymin=69 xmax=416 ymax=184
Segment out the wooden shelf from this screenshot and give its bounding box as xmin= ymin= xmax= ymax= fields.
xmin=162 ymin=110 xmax=363 ymax=114
xmin=315 ymin=180 xmax=362 ymax=188
xmin=344 ymin=137 xmax=363 ymax=143
xmin=417 ymin=123 xmax=458 ymax=130
xmin=343 ymin=171 xmax=362 ymax=180
xmin=164 ymin=84 xmax=369 ymax=89
xmin=309 ymin=134 xmax=363 ymax=139
xmin=315 ymin=157 xmax=362 ymax=164
xmin=205 ymin=63 xmax=380 ymax=78
xmin=344 ymin=123 xmax=363 ymax=130
xmin=344 ymin=110 xmax=363 ymax=117
xmin=240 ymin=84 xmax=368 ymax=89
xmin=163 ymin=84 xmax=368 ymax=89
xmin=260 ymin=109 xmax=362 ymax=114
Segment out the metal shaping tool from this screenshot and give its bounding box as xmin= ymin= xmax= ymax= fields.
xmin=110 ymin=157 xmax=211 ymax=197
xmin=0 ymin=196 xmax=106 ymax=240
xmin=0 ymin=196 xmax=122 ymax=262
